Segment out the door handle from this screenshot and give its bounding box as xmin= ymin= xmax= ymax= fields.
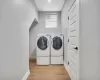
xmin=74 ymin=47 xmax=78 ymax=50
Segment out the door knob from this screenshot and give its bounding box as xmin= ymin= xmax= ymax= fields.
xmin=74 ymin=47 xmax=78 ymax=50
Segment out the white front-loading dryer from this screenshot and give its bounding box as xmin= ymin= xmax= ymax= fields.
xmin=36 ymin=34 xmax=50 ymax=65
xmin=50 ymin=34 xmax=64 ymax=64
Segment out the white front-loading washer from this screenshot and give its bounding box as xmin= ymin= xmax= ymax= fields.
xmin=50 ymin=34 xmax=64 ymax=64
xmin=36 ymin=34 xmax=50 ymax=65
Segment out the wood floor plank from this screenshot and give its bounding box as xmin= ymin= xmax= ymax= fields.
xmin=27 ymin=60 xmax=71 ymax=80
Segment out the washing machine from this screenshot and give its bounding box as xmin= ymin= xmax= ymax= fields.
xmin=50 ymin=34 xmax=64 ymax=64
xmin=36 ymin=34 xmax=50 ymax=65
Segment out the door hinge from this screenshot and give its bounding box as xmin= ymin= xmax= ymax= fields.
xmin=68 ymin=61 xmax=70 ymax=65
xmin=68 ymin=39 xmax=69 ymax=42
xmin=68 ymin=16 xmax=69 ymax=20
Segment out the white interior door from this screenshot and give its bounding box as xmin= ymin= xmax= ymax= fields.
xmin=68 ymin=0 xmax=79 ymax=80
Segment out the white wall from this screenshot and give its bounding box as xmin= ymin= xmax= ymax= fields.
xmin=80 ymin=0 xmax=100 ymax=80
xmin=0 ymin=0 xmax=37 ymax=80
xmin=29 ymin=11 xmax=61 ymax=59
xmin=29 ymin=20 xmax=38 ymax=59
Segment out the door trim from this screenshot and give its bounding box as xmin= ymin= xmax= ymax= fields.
xmin=64 ymin=61 xmax=71 ymax=78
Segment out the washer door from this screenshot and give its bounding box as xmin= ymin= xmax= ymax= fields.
xmin=53 ymin=36 xmax=62 ymax=50
xmin=37 ymin=36 xmax=48 ymax=50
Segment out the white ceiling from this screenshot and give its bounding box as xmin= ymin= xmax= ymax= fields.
xmin=34 ymin=0 xmax=65 ymax=11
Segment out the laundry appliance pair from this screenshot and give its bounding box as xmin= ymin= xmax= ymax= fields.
xmin=36 ymin=34 xmax=63 ymax=65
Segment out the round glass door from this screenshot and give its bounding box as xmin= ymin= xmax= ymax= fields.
xmin=37 ymin=36 xmax=48 ymax=50
xmin=53 ymin=36 xmax=62 ymax=50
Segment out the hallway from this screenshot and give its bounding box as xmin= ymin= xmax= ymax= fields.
xmin=1 ymin=0 xmax=100 ymax=80
xmin=27 ymin=60 xmax=71 ymax=80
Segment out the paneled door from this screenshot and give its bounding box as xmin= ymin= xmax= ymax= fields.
xmin=68 ymin=0 xmax=79 ymax=80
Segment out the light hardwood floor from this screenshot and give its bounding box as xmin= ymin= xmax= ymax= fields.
xmin=27 ymin=60 xmax=71 ymax=80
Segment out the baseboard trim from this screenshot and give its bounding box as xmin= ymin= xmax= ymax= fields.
xmin=22 ymin=70 xmax=30 ymax=80
xmin=29 ymin=57 xmax=36 ymax=60
xmin=64 ymin=61 xmax=71 ymax=78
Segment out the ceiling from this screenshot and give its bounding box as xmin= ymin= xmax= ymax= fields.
xmin=34 ymin=0 xmax=65 ymax=11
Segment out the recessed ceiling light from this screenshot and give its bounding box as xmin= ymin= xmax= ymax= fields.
xmin=48 ymin=0 xmax=51 ymax=3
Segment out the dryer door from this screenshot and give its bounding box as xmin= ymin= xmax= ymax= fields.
xmin=53 ymin=36 xmax=62 ymax=50
xmin=37 ymin=36 xmax=48 ymax=50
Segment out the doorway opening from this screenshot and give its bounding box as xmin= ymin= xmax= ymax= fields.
xmin=28 ymin=18 xmax=71 ymax=80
